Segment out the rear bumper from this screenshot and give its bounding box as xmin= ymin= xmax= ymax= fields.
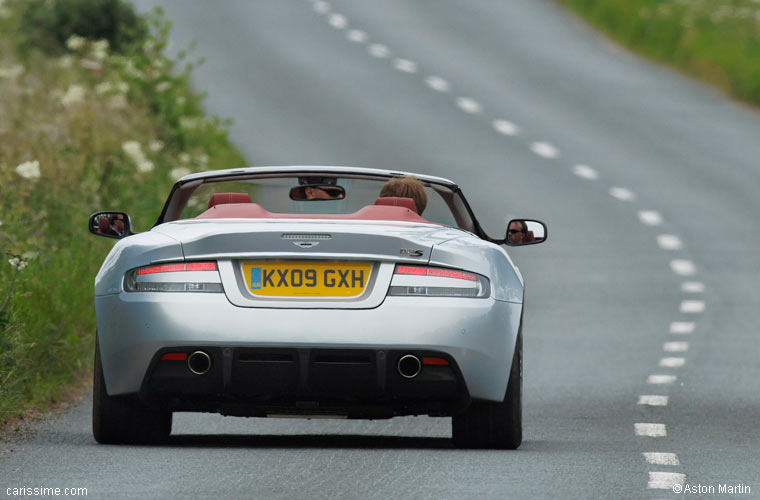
xmin=95 ymin=293 xmax=522 ymax=403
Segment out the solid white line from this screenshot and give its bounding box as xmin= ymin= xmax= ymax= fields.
xmin=393 ymin=58 xmax=418 ymax=73
xmin=681 ymin=281 xmax=705 ymax=293
xmin=313 ymin=1 xmax=330 ymax=14
xmin=638 ymin=210 xmax=663 ymax=226
xmin=643 ymin=452 xmax=680 ymax=466
xmin=492 ymin=119 xmax=520 ymax=136
xmin=670 ymin=322 xmax=695 ymax=334
xmin=680 ymin=300 xmax=705 ymax=314
xmin=648 ymin=472 xmax=685 ymax=489
xmin=425 ymin=76 xmax=450 ymax=92
xmin=664 ymin=341 xmax=689 ymax=352
xmin=670 ymin=259 xmax=696 ymax=276
xmin=657 ymin=234 xmax=683 ymax=250
xmin=635 ymin=423 xmax=666 ymax=437
xmin=456 ymin=97 xmax=482 ymax=114
xmin=346 ymin=29 xmax=367 ymax=43
xmin=610 ymin=187 xmax=635 ymax=201
xmin=530 ymin=142 xmax=559 ymax=159
xmin=660 ymin=357 xmax=685 ymax=368
xmin=638 ymin=395 xmax=669 ymax=406
xmin=573 ymin=165 xmax=598 ymax=180
xmin=328 ymin=13 xmax=347 ymax=29
xmin=648 ymin=374 xmax=678 ymax=385
xmin=367 ymin=44 xmax=390 ymax=58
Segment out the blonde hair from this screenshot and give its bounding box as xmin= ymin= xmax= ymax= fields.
xmin=379 ymin=176 xmax=428 ymax=215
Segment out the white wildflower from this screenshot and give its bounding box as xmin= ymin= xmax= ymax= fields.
xmin=155 ymin=81 xmax=171 ymax=92
xmin=80 ymin=59 xmax=103 ymax=71
xmin=15 ymin=160 xmax=41 ymax=180
xmin=143 ymin=38 xmax=156 ymax=52
xmin=170 ymin=167 xmax=191 ymax=179
xmin=21 ymin=251 xmax=38 ymax=261
xmin=115 ymin=81 xmax=129 ymax=94
xmin=148 ymin=140 xmax=164 ymax=152
xmin=108 ymin=95 xmax=127 ymax=110
xmin=176 ymin=96 xmax=186 ymax=106
xmin=95 ymin=82 xmax=113 ymax=95
xmin=66 ymin=35 xmax=86 ymax=51
xmin=196 ymin=154 xmax=209 ymax=165
xmin=136 ymin=160 xmax=154 ymax=173
xmin=179 ymin=153 xmax=191 ymax=164
xmin=58 ymin=55 xmax=73 ymax=68
xmin=0 ymin=7 xmax=10 ymax=19
xmin=122 ymin=141 xmax=154 ymax=173
xmin=0 ymin=220 xmax=3 ymax=226
xmin=179 ymin=117 xmax=200 ymax=129
xmin=152 ymin=58 xmax=166 ymax=70
xmin=0 ymin=64 xmax=24 ymax=79
xmin=91 ymin=39 xmax=110 ymax=60
xmin=60 ymin=84 xmax=86 ymax=107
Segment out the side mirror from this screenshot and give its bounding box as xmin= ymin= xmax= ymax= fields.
xmin=504 ymin=219 xmax=547 ymax=246
xmin=289 ymin=184 xmax=346 ymax=201
xmin=89 ymin=211 xmax=132 ymax=239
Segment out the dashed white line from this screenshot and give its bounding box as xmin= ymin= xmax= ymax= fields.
xmin=643 ymin=452 xmax=680 ymax=466
xmin=456 ymin=97 xmax=482 ymax=114
xmin=393 ymin=58 xmax=418 ymax=73
xmin=610 ymin=187 xmax=636 ymax=201
xmin=425 ymin=76 xmax=450 ymax=92
xmin=670 ymin=259 xmax=696 ymax=276
xmin=660 ymin=357 xmax=686 ymax=368
xmin=492 ymin=119 xmax=520 ymax=136
xmin=530 ymin=142 xmax=559 ymax=159
xmin=664 ymin=341 xmax=689 ymax=352
xmin=367 ymin=44 xmax=390 ymax=58
xmin=346 ymin=29 xmax=368 ymax=43
xmin=638 ymin=395 xmax=669 ymax=406
xmin=328 ymin=13 xmax=348 ymax=29
xmin=313 ymin=1 xmax=330 ymax=14
xmin=670 ymin=321 xmax=695 ymax=334
xmin=681 ymin=281 xmax=705 ymax=293
xmin=648 ymin=472 xmax=685 ymax=490
xmin=657 ymin=234 xmax=683 ymax=250
xmin=648 ymin=374 xmax=678 ymax=385
xmin=573 ymin=164 xmax=599 ymax=180
xmin=638 ymin=210 xmax=663 ymax=226
xmin=680 ymin=300 xmax=705 ymax=314
xmin=635 ymin=423 xmax=667 ymax=437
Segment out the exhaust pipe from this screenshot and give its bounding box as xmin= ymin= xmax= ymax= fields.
xmin=188 ymin=351 xmax=212 ymax=375
xmin=397 ymin=354 xmax=422 ymax=379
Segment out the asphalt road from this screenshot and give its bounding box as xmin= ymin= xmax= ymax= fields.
xmin=3 ymin=1 xmax=760 ymax=498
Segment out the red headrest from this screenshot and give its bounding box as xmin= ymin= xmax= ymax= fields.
xmin=374 ymin=197 xmax=417 ymax=214
xmin=97 ymin=217 xmax=110 ymax=233
xmin=208 ymin=192 xmax=252 ymax=209
xmin=524 ymin=230 xmax=535 ymax=242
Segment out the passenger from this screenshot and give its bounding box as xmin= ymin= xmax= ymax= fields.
xmin=378 ymin=176 xmax=427 ymax=215
xmin=507 ymin=220 xmax=528 ymax=244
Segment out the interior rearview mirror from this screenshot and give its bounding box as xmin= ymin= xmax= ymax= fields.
xmin=290 ymin=184 xmax=346 ymax=201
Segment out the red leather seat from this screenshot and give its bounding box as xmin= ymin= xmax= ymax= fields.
xmin=207 ymin=192 xmax=252 ymax=209
xmin=373 ymin=196 xmax=418 ymax=214
xmin=524 ymin=230 xmax=535 ymax=243
xmin=97 ymin=217 xmax=110 ymax=234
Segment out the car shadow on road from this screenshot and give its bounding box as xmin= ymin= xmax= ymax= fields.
xmin=163 ymin=434 xmax=454 ymax=449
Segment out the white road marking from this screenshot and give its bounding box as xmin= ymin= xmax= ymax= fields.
xmin=657 ymin=234 xmax=683 ymax=250
xmin=681 ymin=281 xmax=705 ymax=293
xmin=492 ymin=119 xmax=520 ymax=136
xmin=393 ymin=58 xmax=418 ymax=73
xmin=456 ymin=97 xmax=482 ymax=114
xmin=635 ymin=423 xmax=667 ymax=437
xmin=643 ymin=452 xmax=680 ymax=466
xmin=425 ymin=76 xmax=450 ymax=92
xmin=573 ymin=164 xmax=598 ymax=180
xmin=638 ymin=210 xmax=663 ymax=226
xmin=530 ymin=142 xmax=559 ymax=159
xmin=664 ymin=341 xmax=689 ymax=352
xmin=648 ymin=374 xmax=678 ymax=385
xmin=609 ymin=187 xmax=635 ymax=201
xmin=670 ymin=259 xmax=696 ymax=276
xmin=638 ymin=395 xmax=669 ymax=406
xmin=660 ymin=357 xmax=685 ymax=368
xmin=680 ymin=300 xmax=705 ymax=314
xmin=328 ymin=13 xmax=347 ymax=29
xmin=313 ymin=1 xmax=330 ymax=14
xmin=367 ymin=44 xmax=390 ymax=58
xmin=670 ymin=322 xmax=695 ymax=334
xmin=346 ymin=29 xmax=368 ymax=43
xmin=648 ymin=472 xmax=686 ymax=490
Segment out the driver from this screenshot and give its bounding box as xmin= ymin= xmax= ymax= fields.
xmin=298 ymin=176 xmax=341 ymax=200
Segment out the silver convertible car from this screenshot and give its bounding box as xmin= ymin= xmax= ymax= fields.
xmin=89 ymin=166 xmax=546 ymax=448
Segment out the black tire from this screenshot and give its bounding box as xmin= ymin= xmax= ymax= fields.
xmin=92 ymin=337 xmax=172 ymax=444
xmin=452 ymin=334 xmax=522 ymax=449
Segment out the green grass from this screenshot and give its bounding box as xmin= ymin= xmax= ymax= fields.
xmin=0 ymin=0 xmax=245 ymax=425
xmin=557 ymin=0 xmax=760 ymax=106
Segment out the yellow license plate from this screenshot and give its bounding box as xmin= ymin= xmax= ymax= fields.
xmin=243 ymin=261 xmax=371 ymax=297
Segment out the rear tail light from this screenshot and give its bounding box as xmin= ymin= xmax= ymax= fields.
xmin=124 ymin=261 xmax=223 ymax=293
xmin=388 ymin=265 xmax=490 ymax=298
